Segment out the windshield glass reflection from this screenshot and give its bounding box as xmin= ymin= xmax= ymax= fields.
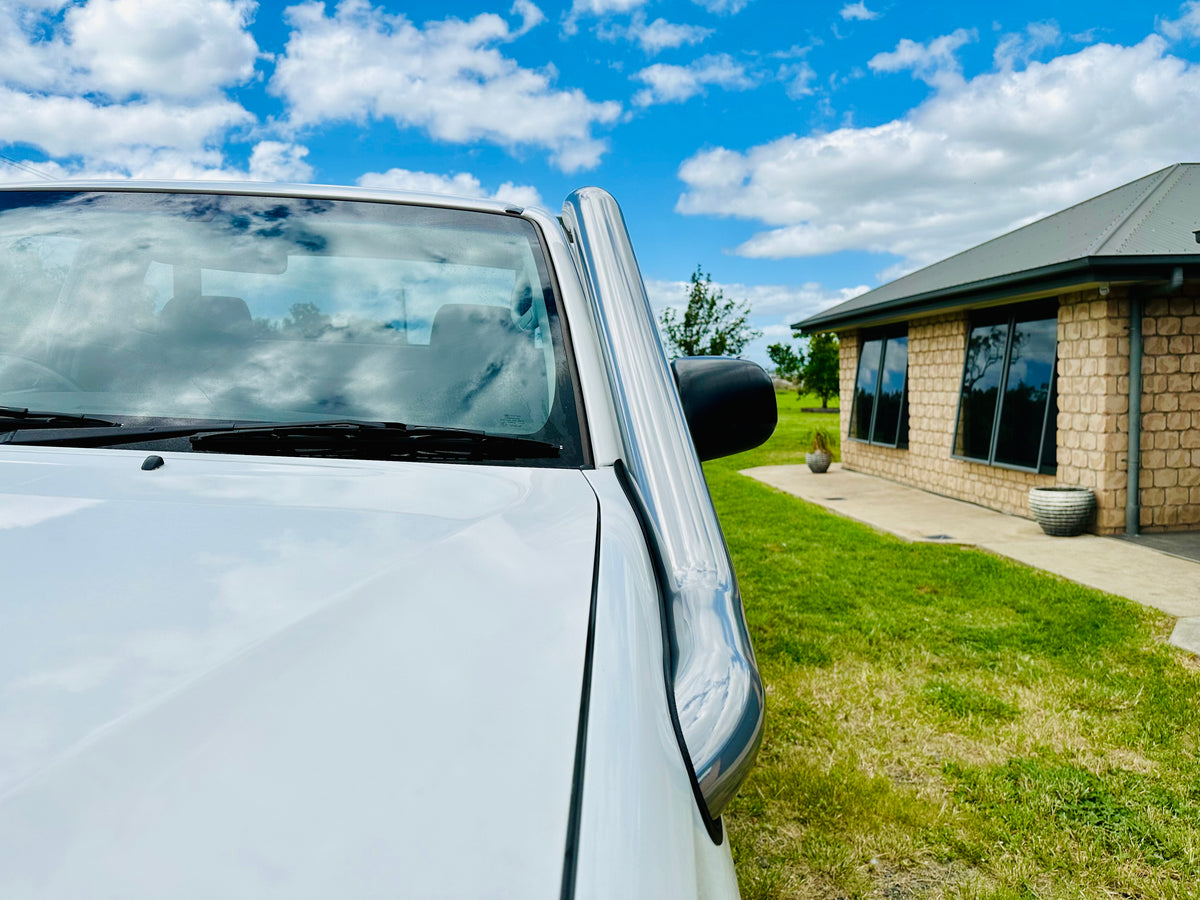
xmin=0 ymin=191 xmax=581 ymax=464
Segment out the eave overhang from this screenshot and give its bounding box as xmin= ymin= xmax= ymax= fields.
xmin=795 ymin=256 xmax=1200 ymax=334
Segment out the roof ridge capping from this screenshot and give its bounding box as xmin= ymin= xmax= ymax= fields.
xmin=797 ymin=162 xmax=1200 ymax=332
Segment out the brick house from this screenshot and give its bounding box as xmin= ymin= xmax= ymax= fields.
xmin=795 ymin=163 xmax=1200 ymax=535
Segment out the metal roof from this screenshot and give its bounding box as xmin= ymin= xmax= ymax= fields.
xmin=797 ymin=163 xmax=1200 ymax=332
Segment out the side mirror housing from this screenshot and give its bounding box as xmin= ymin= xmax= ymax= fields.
xmin=672 ymin=357 xmax=777 ymax=461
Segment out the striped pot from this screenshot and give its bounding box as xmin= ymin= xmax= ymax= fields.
xmin=1028 ymin=486 xmax=1096 ymax=537
xmin=805 ymin=450 xmax=832 ymax=474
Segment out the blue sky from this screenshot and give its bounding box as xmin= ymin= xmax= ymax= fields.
xmin=3 ymin=0 xmax=1200 ymax=363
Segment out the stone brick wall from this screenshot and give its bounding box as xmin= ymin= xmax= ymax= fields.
xmin=836 ymin=287 xmax=1200 ymax=534
xmin=1139 ymin=291 xmax=1200 ymax=530
xmin=1055 ymin=292 xmax=1130 ymax=533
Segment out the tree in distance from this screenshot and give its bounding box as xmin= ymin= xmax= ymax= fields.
xmin=768 ymin=330 xmax=840 ymax=408
xmin=766 ymin=341 xmax=802 ymax=383
xmin=659 ymin=266 xmax=761 ymax=357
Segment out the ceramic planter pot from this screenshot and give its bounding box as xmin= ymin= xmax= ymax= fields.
xmin=1028 ymin=486 xmax=1096 ymax=536
xmin=806 ymin=450 xmax=832 ymax=474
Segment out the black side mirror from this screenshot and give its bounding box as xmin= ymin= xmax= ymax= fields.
xmin=671 ymin=357 xmax=777 ymax=461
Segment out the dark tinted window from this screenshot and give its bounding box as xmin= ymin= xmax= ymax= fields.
xmin=994 ymin=317 xmax=1056 ymax=467
xmin=953 ymin=303 xmax=1057 ymax=473
xmin=873 ymin=336 xmax=908 ymax=446
xmin=849 ymin=329 xmax=908 ymax=447
xmin=954 ymin=320 xmax=1008 ymax=460
xmin=851 ymin=338 xmax=883 ymax=440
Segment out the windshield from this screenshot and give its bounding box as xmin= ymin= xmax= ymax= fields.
xmin=0 ymin=190 xmax=585 ymax=466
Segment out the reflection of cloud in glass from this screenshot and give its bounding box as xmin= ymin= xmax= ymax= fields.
xmin=879 ymin=337 xmax=907 ymax=393
xmin=0 ymin=192 xmax=556 ymax=434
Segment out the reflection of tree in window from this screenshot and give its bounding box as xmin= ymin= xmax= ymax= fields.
xmin=994 ymin=318 xmax=1055 ymax=467
xmin=955 ymin=322 xmax=1008 ymax=459
xmin=283 ymin=302 xmax=331 ymax=338
xmin=851 ymin=338 xmax=882 ymax=440
xmin=873 ymin=337 xmax=908 ymax=445
xmin=953 ymin=305 xmax=1057 ymax=472
xmin=850 ymin=331 xmax=908 ymax=447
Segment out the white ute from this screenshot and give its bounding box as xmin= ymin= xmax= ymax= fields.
xmin=0 ymin=183 xmax=777 ymax=899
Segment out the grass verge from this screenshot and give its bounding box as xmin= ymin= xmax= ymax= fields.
xmin=712 ymin=393 xmax=1200 ymax=899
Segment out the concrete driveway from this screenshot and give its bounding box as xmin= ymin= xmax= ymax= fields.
xmin=744 ymin=463 xmax=1200 ymax=655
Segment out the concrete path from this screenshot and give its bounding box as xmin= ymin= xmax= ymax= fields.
xmin=743 ymin=464 xmax=1200 ymax=655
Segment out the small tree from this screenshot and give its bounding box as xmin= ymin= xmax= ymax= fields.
xmin=766 ymin=341 xmax=803 ymax=383
xmin=799 ymin=331 xmax=840 ymax=409
xmin=659 ymin=266 xmax=760 ymax=357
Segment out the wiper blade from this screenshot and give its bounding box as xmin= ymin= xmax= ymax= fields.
xmin=189 ymin=421 xmax=562 ymax=461
xmin=0 ymin=406 xmax=121 ymax=431
xmin=1 ymin=421 xmax=240 ymax=447
xmin=0 ymin=417 xmax=561 ymax=461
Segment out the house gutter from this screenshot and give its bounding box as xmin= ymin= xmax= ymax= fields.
xmin=795 ymin=256 xmax=1200 ymax=334
xmin=1127 ymin=266 xmax=1184 ymax=536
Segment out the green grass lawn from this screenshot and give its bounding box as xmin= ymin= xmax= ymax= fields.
xmin=709 ymin=393 xmax=1200 ymax=899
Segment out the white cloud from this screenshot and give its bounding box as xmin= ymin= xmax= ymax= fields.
xmin=0 ymin=157 xmax=73 ymax=184
xmin=677 ymin=35 xmax=1200 ymax=273
xmin=645 ymin=276 xmax=867 ymax=365
xmin=0 ymin=87 xmax=252 ymax=158
xmin=0 ymin=138 xmax=313 ymax=184
xmin=840 ymin=2 xmax=879 ymax=22
xmin=0 ymin=2 xmax=67 ymax=91
xmin=0 ymin=0 xmax=274 ymax=181
xmin=1158 ymin=1 xmax=1200 ymax=40
xmin=66 ymin=0 xmax=260 ymax=100
xmin=0 ymin=0 xmax=259 ymax=101
xmin=780 ymin=61 xmax=817 ymax=98
xmin=246 ymin=141 xmax=314 ymax=183
xmin=566 ymin=0 xmax=647 ymax=15
xmin=356 ymin=168 xmax=545 ymax=209
xmin=691 ymin=0 xmax=751 ymax=14
xmin=994 ymin=21 xmax=1061 ymax=70
xmin=509 ymin=0 xmax=545 ymax=36
xmin=562 ymin=0 xmax=647 ymax=35
xmin=633 ymin=54 xmax=755 ymax=106
xmin=869 ymin=28 xmax=976 ymax=88
xmin=618 ymin=14 xmax=713 ymax=54
xmin=271 ymin=0 xmax=621 ymax=172
xmin=647 ymin=277 xmax=869 ymax=317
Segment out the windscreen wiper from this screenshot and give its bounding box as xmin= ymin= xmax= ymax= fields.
xmin=0 ymin=406 xmax=121 ymax=431
xmin=0 ymin=417 xmax=561 ymax=461
xmin=188 ymin=421 xmax=562 ymax=461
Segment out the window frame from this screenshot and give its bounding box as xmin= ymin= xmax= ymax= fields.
xmin=950 ymin=301 xmax=1058 ymax=475
xmin=848 ymin=325 xmax=909 ymax=449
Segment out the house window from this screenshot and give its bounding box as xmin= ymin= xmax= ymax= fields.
xmin=953 ymin=302 xmax=1057 ymax=473
xmin=849 ymin=328 xmax=908 ymax=447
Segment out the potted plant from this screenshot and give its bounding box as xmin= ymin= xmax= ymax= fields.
xmin=1028 ymin=486 xmax=1096 ymax=536
xmin=806 ymin=428 xmax=833 ymax=474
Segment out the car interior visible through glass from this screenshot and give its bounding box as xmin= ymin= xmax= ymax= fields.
xmin=0 ymin=190 xmax=586 ymax=466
